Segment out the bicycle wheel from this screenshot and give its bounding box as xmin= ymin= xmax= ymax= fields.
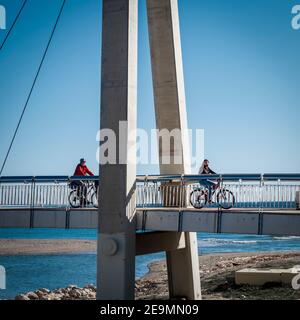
xmin=217 ymin=189 xmax=235 ymax=209
xmin=190 ymin=188 xmax=207 ymax=209
xmin=68 ymin=190 xmax=81 ymax=208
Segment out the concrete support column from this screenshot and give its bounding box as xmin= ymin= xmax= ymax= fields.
xmin=146 ymin=0 xmax=201 ymax=300
xmin=97 ymin=0 xmax=138 ymax=300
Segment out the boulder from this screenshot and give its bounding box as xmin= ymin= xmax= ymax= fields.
xmin=15 ymin=294 xmax=30 ymax=300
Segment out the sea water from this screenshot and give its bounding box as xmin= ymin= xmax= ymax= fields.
xmin=0 ymin=228 xmax=299 ymax=299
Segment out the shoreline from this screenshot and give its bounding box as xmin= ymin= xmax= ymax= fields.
xmin=9 ymin=251 xmax=300 ymax=300
xmin=0 ymin=239 xmax=299 ymax=299
xmin=0 ymin=238 xmax=299 ymax=257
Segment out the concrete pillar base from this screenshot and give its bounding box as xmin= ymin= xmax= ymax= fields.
xmin=97 ymin=232 xmax=136 ymax=300
xmin=166 ymin=232 xmax=201 ymax=300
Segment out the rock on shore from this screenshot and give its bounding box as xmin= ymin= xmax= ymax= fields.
xmin=15 ymin=285 xmax=96 ymax=300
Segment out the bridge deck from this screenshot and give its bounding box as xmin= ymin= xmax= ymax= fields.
xmin=136 ymin=208 xmax=300 ymax=236
xmin=0 ymin=207 xmax=299 ymax=236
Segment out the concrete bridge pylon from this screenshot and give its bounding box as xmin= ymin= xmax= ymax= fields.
xmin=97 ymin=0 xmax=201 ymax=300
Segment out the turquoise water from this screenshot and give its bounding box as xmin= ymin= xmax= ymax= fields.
xmin=0 ymin=229 xmax=299 ymax=299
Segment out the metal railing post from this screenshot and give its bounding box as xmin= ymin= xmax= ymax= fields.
xmin=143 ymin=176 xmax=148 ymax=208
xmin=30 ymin=177 xmax=36 ymax=228
xmin=258 ymin=174 xmax=264 ymax=235
xmin=180 ymin=174 xmax=185 ymax=209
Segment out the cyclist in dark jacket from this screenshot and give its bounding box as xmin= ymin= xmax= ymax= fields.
xmin=198 ymin=159 xmax=217 ymax=202
xmin=199 ymin=159 xmax=216 ymax=175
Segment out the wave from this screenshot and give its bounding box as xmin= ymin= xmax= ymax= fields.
xmin=198 ymin=239 xmax=262 ymax=247
xmin=227 ymin=240 xmax=259 ymax=244
xmin=273 ymin=236 xmax=300 ymax=241
xmin=198 ymin=236 xmax=300 ymax=248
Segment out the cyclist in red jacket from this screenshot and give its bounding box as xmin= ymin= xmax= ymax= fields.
xmin=74 ymin=158 xmax=94 ymax=177
xmin=72 ymin=159 xmax=95 ymax=206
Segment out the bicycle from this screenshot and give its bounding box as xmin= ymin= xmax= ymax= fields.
xmin=190 ymin=181 xmax=235 ymax=210
xmin=68 ymin=181 xmax=98 ymax=208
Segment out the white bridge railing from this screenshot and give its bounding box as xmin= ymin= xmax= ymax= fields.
xmin=136 ymin=174 xmax=300 ymax=210
xmin=0 ymin=174 xmax=300 ymax=210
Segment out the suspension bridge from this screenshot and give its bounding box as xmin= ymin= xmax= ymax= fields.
xmin=0 ymin=0 xmax=299 ymax=300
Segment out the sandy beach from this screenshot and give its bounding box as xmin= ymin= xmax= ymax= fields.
xmin=136 ymin=251 xmax=300 ymax=300
xmin=0 ymin=239 xmax=97 ymax=255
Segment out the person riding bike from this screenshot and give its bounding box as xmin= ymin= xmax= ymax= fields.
xmin=198 ymin=159 xmax=218 ymax=203
xmin=71 ymin=158 xmax=96 ymax=206
xmin=191 ymin=160 xmax=234 ymax=209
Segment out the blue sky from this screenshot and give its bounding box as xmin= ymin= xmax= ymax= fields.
xmin=0 ymin=0 xmax=299 ymax=176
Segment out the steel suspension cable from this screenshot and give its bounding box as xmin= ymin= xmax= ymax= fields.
xmin=0 ymin=0 xmax=66 ymax=176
